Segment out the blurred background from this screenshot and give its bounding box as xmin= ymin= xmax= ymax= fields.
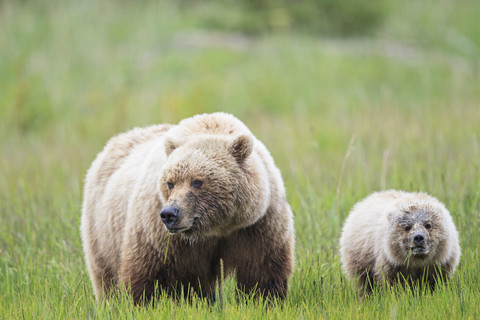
xmin=0 ymin=0 xmax=479 ymax=316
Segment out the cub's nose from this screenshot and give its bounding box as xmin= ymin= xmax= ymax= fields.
xmin=413 ymin=233 xmax=425 ymax=246
xmin=160 ymin=206 xmax=179 ymax=228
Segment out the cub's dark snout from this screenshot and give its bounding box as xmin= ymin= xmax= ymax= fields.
xmin=413 ymin=233 xmax=425 ymax=246
xmin=160 ymin=206 xmax=180 ymax=228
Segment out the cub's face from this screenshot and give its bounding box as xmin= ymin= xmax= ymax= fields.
xmin=388 ymin=205 xmax=447 ymax=265
xmin=158 ymin=135 xmax=253 ymax=238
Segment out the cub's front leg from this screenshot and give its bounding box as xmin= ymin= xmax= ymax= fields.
xmin=373 ymin=256 xmax=397 ymax=288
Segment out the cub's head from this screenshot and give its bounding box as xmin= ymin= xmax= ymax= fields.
xmin=388 ymin=202 xmax=448 ymax=266
xmin=158 ymin=134 xmax=253 ymax=239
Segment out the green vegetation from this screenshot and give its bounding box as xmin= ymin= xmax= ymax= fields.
xmin=178 ymin=0 xmax=390 ymax=36
xmin=1 ymin=0 xmax=479 ymax=318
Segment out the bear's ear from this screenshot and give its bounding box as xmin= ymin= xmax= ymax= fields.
xmin=165 ymin=137 xmax=183 ymax=157
xmin=229 ymin=135 xmax=253 ymax=162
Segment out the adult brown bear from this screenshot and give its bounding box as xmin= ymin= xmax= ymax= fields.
xmin=81 ymin=112 xmax=295 ymax=303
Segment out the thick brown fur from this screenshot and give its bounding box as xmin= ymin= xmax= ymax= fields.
xmin=81 ymin=112 xmax=295 ymax=304
xmin=339 ymin=190 xmax=460 ymax=294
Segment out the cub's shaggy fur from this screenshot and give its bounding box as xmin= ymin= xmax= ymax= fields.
xmin=340 ymin=190 xmax=460 ymax=293
xmin=81 ymin=112 xmax=295 ymax=303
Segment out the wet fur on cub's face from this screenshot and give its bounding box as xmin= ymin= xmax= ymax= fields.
xmin=387 ymin=203 xmax=447 ymax=267
xmin=159 ymin=135 xmax=252 ymax=239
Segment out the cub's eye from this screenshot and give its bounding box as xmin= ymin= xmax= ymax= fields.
xmin=191 ymin=179 xmax=203 ymax=188
xmin=404 ymin=226 xmax=411 ymax=232
xmin=167 ymin=182 xmax=174 ymax=190
xmin=425 ymin=223 xmax=432 ymax=229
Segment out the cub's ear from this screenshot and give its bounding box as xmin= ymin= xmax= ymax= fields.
xmin=229 ymin=134 xmax=253 ymax=162
xmin=387 ymin=210 xmax=401 ymax=225
xmin=165 ymin=137 xmax=184 ymax=156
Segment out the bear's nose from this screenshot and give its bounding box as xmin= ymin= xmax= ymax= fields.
xmin=160 ymin=206 xmax=179 ymax=228
xmin=413 ymin=233 xmax=425 ymax=246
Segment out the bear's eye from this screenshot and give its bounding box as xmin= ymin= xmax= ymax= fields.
xmin=404 ymin=226 xmax=411 ymax=232
xmin=191 ymin=179 xmax=203 ymax=188
xmin=167 ymin=182 xmax=174 ymax=190
xmin=425 ymin=223 xmax=431 ymax=229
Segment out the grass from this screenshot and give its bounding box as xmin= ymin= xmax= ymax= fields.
xmin=1 ymin=0 xmax=479 ymax=318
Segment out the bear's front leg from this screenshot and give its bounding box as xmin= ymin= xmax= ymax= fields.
xmin=235 ymin=240 xmax=293 ymax=300
xmin=426 ymin=260 xmax=454 ymax=291
xmin=118 ymin=233 xmax=163 ymax=304
xmin=373 ymin=256 xmax=396 ymax=289
xmin=225 ymin=213 xmax=294 ymax=302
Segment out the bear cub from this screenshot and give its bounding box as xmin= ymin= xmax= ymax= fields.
xmin=340 ymin=190 xmax=460 ymax=294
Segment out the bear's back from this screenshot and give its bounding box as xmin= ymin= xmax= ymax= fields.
xmin=88 ymin=124 xmax=172 ymax=190
xmin=339 ymin=190 xmax=407 ymax=278
xmin=165 ymin=112 xmax=251 ymax=140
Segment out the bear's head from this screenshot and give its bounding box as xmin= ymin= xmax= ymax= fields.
xmin=158 ymin=134 xmax=261 ymax=239
xmin=386 ymin=201 xmax=449 ymax=267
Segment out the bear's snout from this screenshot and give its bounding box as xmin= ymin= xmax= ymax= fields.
xmin=413 ymin=233 xmax=425 ymax=246
xmin=160 ymin=206 xmax=180 ymax=229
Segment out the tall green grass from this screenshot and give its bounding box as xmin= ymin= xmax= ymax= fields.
xmin=1 ymin=0 xmax=479 ymax=318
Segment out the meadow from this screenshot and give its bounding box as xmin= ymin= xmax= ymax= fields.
xmin=1 ymin=0 xmax=479 ymax=318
